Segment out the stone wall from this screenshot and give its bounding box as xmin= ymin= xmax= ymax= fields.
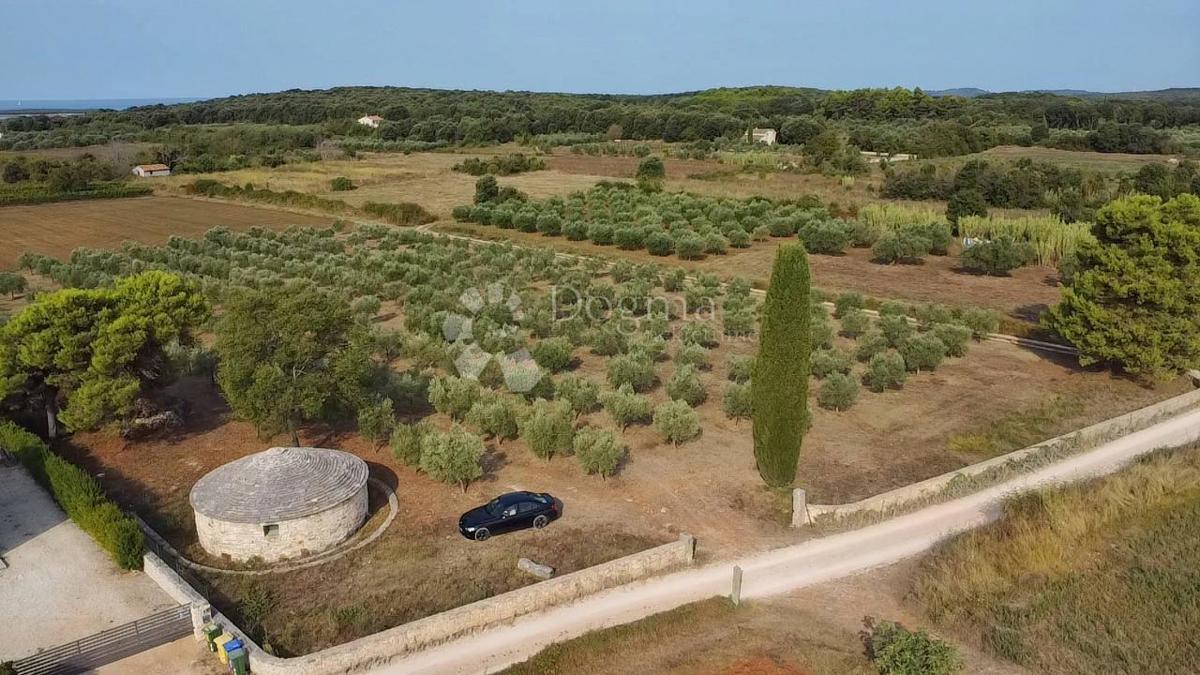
xmin=147 ymin=534 xmax=695 ymax=675
xmin=195 ymin=485 xmax=367 ymax=563
xmin=803 ymin=383 xmax=1200 ymax=521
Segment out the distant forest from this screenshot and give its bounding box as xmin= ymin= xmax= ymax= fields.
xmin=3 ymin=86 xmax=1199 ymax=159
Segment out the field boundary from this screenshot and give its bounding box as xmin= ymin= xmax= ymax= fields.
xmin=801 ymin=371 xmax=1200 ymax=523
xmin=142 ymin=534 xmax=696 ymax=675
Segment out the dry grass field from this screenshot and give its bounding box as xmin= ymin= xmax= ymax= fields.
xmin=0 ymin=196 xmax=333 ymax=269
xmin=502 ymin=562 xmax=1018 ymax=675
xmin=933 ymin=145 xmax=1182 ymax=174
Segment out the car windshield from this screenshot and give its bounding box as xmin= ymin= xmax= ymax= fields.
xmin=484 ymin=498 xmax=503 ymax=515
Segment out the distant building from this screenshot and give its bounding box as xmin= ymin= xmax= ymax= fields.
xmin=131 ymin=163 xmax=171 ymax=177
xmin=357 ymin=114 xmax=384 ymax=128
xmin=749 ymin=128 xmax=778 ymax=145
xmin=859 ymin=151 xmax=916 ymax=163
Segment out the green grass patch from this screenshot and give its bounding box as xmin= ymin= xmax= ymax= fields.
xmin=947 ymin=394 xmax=1086 ymax=457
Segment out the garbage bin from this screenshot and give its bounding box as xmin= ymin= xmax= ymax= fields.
xmin=202 ymin=622 xmax=223 ymax=652
xmin=221 ymin=637 xmax=244 ymax=664
xmin=213 ymin=633 xmax=235 ymax=664
xmin=228 ymin=646 xmax=250 ymax=675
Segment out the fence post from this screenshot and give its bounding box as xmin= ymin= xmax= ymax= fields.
xmin=791 ymin=488 xmax=810 ymax=527
xmin=731 ymin=565 xmax=743 ymax=606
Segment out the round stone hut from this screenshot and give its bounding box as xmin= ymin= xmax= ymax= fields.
xmin=189 ymin=447 xmax=369 ymax=563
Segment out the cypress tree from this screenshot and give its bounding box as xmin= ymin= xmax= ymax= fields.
xmin=752 ymin=244 xmax=811 ymax=487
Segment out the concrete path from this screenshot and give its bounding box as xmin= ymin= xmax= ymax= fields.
xmin=0 ymin=464 xmax=176 ymax=659
xmin=371 ymin=406 xmax=1200 ymax=674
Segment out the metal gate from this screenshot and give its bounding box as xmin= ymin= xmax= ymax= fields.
xmin=14 ymin=604 xmax=192 ymax=675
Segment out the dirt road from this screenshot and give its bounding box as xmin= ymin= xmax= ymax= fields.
xmin=373 ymin=407 xmax=1200 ymax=674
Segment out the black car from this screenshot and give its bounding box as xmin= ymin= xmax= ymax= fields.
xmin=458 ymin=491 xmax=559 ymax=541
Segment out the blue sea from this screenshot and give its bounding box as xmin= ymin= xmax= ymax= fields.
xmin=0 ymin=97 xmax=202 ymax=115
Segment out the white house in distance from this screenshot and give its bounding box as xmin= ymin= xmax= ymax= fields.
xmin=131 ymin=163 xmax=171 ymax=177
xmin=357 ymin=114 xmax=384 ymax=128
xmin=749 ymin=128 xmax=777 ymax=145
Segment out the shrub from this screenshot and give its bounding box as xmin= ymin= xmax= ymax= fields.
xmin=855 ymin=330 xmax=890 ymax=362
xmin=680 ymin=321 xmax=717 ymax=347
xmin=615 ymin=227 xmax=645 ymax=250
xmin=357 ymin=398 xmax=395 ymax=447
xmin=727 ymin=355 xmax=754 ymax=383
xmin=606 ymin=354 xmax=656 ymax=392
xmin=564 ymin=220 xmax=589 ymax=240
xmin=662 ymin=268 xmax=687 ymax=292
xmin=960 ymin=236 xmax=1034 ymax=276
xmin=517 ymin=399 xmax=575 ymax=460
xmin=798 ymin=220 xmax=852 ymax=255
xmin=555 ymin=374 xmax=600 ymax=416
xmin=873 ymin=230 xmax=931 ymax=263
xmin=536 ymin=213 xmax=563 ymax=236
xmin=810 ymin=347 xmax=852 ymax=378
xmin=629 ymin=333 xmax=668 ymax=362
xmin=474 ymin=175 xmax=500 ymax=203
xmin=666 ymin=364 xmax=707 ymax=406
xmin=959 ymin=307 xmax=999 ymax=337
xmin=864 ymin=618 xmax=963 ymax=675
xmin=515 ymin=209 xmax=538 ymax=232
xmin=419 ymin=424 xmax=485 ymax=491
xmin=879 ymin=301 xmax=909 ymax=317
xmin=574 ymin=427 xmax=625 ymax=479
xmin=723 ymin=382 xmax=752 ymax=420
xmin=850 ymin=220 xmax=882 ymax=247
xmin=531 ymin=336 xmax=574 ymax=373
xmin=654 ymin=400 xmax=701 ymax=446
xmin=728 ymin=229 xmax=751 ymax=248
xmin=0 ymin=422 xmax=144 ymax=570
xmin=863 ymin=351 xmax=908 ymax=392
xmin=722 ymin=310 xmax=756 ymax=337
xmin=946 ymin=188 xmax=989 ymax=224
xmin=817 ymin=373 xmax=859 ymax=411
xmin=834 ymin=292 xmax=865 ymax=318
xmin=916 ymin=303 xmax=955 ymax=328
xmin=900 ymin=334 xmax=947 ymax=372
xmin=330 ymin=176 xmax=355 ymax=191
xmin=879 ymin=314 xmax=914 ymax=347
xmin=599 ymin=384 xmax=653 ymax=428
xmin=589 ymin=323 xmax=629 ymax=356
xmin=931 ymin=323 xmax=972 ymax=358
xmin=391 ymin=420 xmax=431 ymax=466
xmin=674 ymin=233 xmax=706 ymax=260
xmin=702 ymin=233 xmax=729 ymax=255
xmin=840 ymin=309 xmax=870 ymax=337
xmin=810 ymin=318 xmax=835 ymax=350
xmin=675 ymin=343 xmax=712 ymax=370
xmin=587 ymin=222 xmax=615 ymax=245
xmin=428 ymin=375 xmax=482 ymax=421
xmin=921 ymin=222 xmax=954 ymax=256
xmin=466 ymin=397 xmax=520 ymax=442
xmin=645 ymin=231 xmax=674 ymax=256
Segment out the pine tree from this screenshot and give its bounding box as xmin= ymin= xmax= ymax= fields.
xmin=1046 ymin=194 xmax=1200 ymax=380
xmin=751 ymin=244 xmax=811 ymax=487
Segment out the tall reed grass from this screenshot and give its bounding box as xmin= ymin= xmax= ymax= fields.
xmin=858 ymin=203 xmax=945 ymax=229
xmin=959 ymin=214 xmax=1094 ymax=266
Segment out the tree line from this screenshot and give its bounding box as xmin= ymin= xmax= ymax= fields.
xmin=4 ymin=86 xmax=1197 ymax=158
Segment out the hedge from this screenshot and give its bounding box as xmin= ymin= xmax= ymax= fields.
xmin=0 ymin=182 xmax=152 ymax=206
xmin=0 ymin=422 xmax=144 ymax=570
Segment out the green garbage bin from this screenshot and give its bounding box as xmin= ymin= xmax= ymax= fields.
xmin=228 ymin=647 xmax=249 ymax=675
xmin=201 ymin=622 xmax=223 ymax=652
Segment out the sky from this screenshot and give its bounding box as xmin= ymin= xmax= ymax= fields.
xmin=2 ymin=0 xmax=1198 ymax=100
